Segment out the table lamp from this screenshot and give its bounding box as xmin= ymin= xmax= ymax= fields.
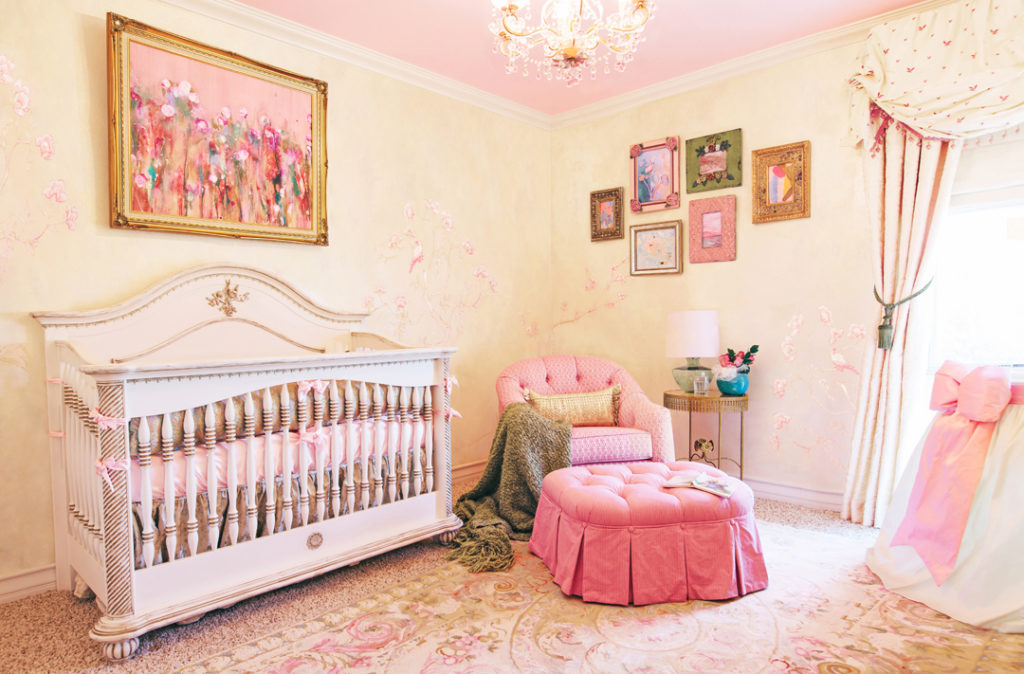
xmin=666 ymin=310 xmax=720 ymax=393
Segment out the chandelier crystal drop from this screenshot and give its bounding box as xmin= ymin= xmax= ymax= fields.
xmin=489 ymin=0 xmax=654 ymax=87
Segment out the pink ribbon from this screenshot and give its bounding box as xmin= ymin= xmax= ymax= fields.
xmin=299 ymin=427 xmax=331 ymax=461
xmin=48 ymin=431 xmax=65 ymax=438
xmin=444 ymin=376 xmax=459 ymax=394
xmin=297 ymin=379 xmax=329 ymax=399
xmin=445 ymin=408 xmax=462 ymax=421
xmin=90 ymin=409 xmax=127 ymax=430
xmin=46 ymin=377 xmax=64 ymax=384
xmin=95 ymin=458 xmax=129 ymax=492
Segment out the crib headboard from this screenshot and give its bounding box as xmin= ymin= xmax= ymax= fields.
xmin=33 ymin=264 xmax=370 ymax=366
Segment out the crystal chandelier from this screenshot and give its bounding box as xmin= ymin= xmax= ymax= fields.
xmin=489 ymin=1 xmax=654 ymax=86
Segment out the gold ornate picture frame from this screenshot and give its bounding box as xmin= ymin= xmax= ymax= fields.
xmin=590 ymin=187 xmax=623 ymax=241
xmin=107 ymin=13 xmax=328 ymax=245
xmin=752 ymin=141 xmax=810 ymax=224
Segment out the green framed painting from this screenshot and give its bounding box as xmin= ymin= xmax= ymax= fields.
xmin=685 ymin=128 xmax=742 ymax=194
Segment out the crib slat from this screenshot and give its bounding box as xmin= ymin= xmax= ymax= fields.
xmin=412 ymin=387 xmax=424 ymax=497
xmin=137 ymin=417 xmax=155 ymax=568
xmin=244 ymin=392 xmax=259 ymax=538
xmin=424 ymin=387 xmax=434 ymax=494
xmin=161 ymin=413 xmax=177 ymax=563
xmin=280 ymin=384 xmax=293 ymax=531
xmin=359 ymin=382 xmax=371 ymax=511
xmin=224 ymin=397 xmax=239 ymax=546
xmin=399 ymin=386 xmax=411 ymax=500
xmin=261 ymin=389 xmax=276 ymax=537
xmin=183 ymin=409 xmax=199 ymax=557
xmin=373 ymin=383 xmax=385 ymax=507
xmin=329 ymin=380 xmax=342 ymax=519
xmin=344 ymin=381 xmax=356 ymax=515
xmin=313 ymin=384 xmax=327 ymax=522
xmin=386 ymin=386 xmax=398 ymax=504
xmin=297 ymin=385 xmax=311 ymax=527
xmin=204 ymin=403 xmax=219 ymax=552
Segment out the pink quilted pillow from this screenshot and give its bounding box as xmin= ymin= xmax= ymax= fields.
xmin=957 ymin=366 xmax=1011 ymax=422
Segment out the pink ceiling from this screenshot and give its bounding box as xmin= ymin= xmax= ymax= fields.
xmin=235 ymin=0 xmax=927 ymax=116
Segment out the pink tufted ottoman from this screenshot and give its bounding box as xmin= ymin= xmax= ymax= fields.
xmin=529 ymin=462 xmax=768 ymax=605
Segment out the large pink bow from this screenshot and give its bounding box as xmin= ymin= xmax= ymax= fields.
xmin=297 ymin=379 xmax=329 ymax=399
xmin=891 ymin=362 xmax=1011 ymax=585
xmin=95 ymin=458 xmax=130 ymax=492
xmin=90 ymin=408 xmax=127 ymax=430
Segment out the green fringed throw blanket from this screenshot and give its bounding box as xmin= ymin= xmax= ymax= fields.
xmin=447 ymin=402 xmax=571 ymax=572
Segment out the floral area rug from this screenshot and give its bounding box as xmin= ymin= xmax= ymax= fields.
xmin=180 ymin=522 xmax=1024 ymax=673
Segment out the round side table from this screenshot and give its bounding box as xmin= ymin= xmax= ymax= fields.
xmin=663 ymin=390 xmax=748 ymax=478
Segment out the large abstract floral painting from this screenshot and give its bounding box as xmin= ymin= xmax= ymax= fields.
xmin=107 ymin=13 xmax=328 ymax=244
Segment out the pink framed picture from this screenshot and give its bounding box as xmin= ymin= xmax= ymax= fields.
xmin=688 ymin=195 xmax=736 ymax=263
xmin=629 ymin=136 xmax=680 ymax=213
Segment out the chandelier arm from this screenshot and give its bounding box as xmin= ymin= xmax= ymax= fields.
xmin=500 ymin=16 xmax=547 ymax=39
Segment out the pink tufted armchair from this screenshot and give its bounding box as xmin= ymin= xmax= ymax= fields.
xmin=496 ymin=355 xmax=674 ymax=465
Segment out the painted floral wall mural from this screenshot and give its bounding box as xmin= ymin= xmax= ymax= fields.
xmin=0 ymin=53 xmax=76 ymax=280
xmin=769 ymin=306 xmax=866 ymax=467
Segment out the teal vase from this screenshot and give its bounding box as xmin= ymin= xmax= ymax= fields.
xmin=716 ymin=373 xmax=749 ymax=396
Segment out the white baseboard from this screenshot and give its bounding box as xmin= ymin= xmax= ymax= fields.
xmin=0 ymin=565 xmax=56 ymax=605
xmin=452 ymin=459 xmax=486 ymax=485
xmin=743 ymin=477 xmax=843 ymax=511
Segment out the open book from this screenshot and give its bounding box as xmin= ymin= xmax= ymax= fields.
xmin=663 ymin=472 xmax=736 ymax=498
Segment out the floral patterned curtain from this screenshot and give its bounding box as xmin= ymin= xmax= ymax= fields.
xmin=842 ymin=0 xmax=1024 ymax=526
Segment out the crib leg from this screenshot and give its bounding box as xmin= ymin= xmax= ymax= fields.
xmin=437 ymin=527 xmax=461 ymax=545
xmin=72 ymin=574 xmax=95 ymax=600
xmin=103 ymin=638 xmax=139 ymax=661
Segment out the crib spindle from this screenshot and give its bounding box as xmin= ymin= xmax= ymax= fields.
xmin=329 ymin=380 xmax=342 ymax=519
xmin=359 ymin=382 xmax=371 ymax=511
xmin=386 ymin=386 xmax=398 ymax=504
xmin=137 ymin=417 xmax=155 ymax=568
xmin=373 ymin=383 xmax=385 ymax=507
xmin=399 ymin=386 xmax=411 ymax=500
xmin=183 ymin=409 xmax=199 ymax=557
xmin=313 ymin=384 xmax=327 ymax=522
xmin=412 ymin=387 xmax=424 ymax=497
xmin=244 ymin=393 xmax=259 ymax=538
xmin=161 ymin=413 xmax=177 ymax=563
xmin=424 ymin=387 xmax=434 ymax=494
xmin=280 ymin=384 xmax=293 ymax=531
xmin=261 ymin=389 xmax=276 ymax=537
xmin=297 ymin=386 xmax=311 ymax=527
xmin=224 ymin=397 xmax=239 ymax=546
xmin=344 ymin=381 xmax=356 ymax=515
xmin=204 ymin=404 xmax=219 ymax=552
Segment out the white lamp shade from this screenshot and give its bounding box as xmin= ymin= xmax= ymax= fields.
xmin=666 ymin=310 xmax=720 ymax=358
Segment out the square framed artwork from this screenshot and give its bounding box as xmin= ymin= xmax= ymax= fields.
xmin=629 ymin=137 xmax=680 ymax=213
xmin=630 ymin=220 xmax=682 ymax=275
xmin=752 ymin=141 xmax=811 ymax=223
xmin=685 ymin=128 xmax=742 ymax=193
xmin=107 ymin=13 xmax=328 ymax=245
xmin=590 ymin=187 xmax=624 ymax=241
xmin=688 ymin=195 xmax=736 ymax=263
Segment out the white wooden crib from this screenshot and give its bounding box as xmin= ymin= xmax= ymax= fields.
xmin=33 ymin=264 xmax=461 ymax=660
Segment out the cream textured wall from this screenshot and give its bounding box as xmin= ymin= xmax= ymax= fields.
xmin=0 ymin=0 xmax=552 ymax=576
xmin=548 ymin=46 xmax=876 ymax=497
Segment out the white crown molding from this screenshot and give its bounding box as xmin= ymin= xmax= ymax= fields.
xmin=159 ymin=0 xmax=552 ymax=129
xmin=0 ymin=565 xmax=56 ymax=605
xmin=551 ymin=0 xmax=956 ymax=128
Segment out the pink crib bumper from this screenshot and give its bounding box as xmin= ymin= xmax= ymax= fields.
xmin=891 ymin=362 xmax=1013 ymax=585
xmin=529 ymin=462 xmax=768 ymax=606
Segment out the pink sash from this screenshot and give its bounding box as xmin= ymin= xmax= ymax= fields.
xmin=890 ymin=362 xmax=1011 ymax=585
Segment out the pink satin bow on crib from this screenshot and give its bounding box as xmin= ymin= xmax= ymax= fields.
xmin=95 ymin=458 xmax=130 ymax=492
xmin=297 ymin=379 xmax=329 ymax=399
xmin=443 ymin=376 xmax=459 ymax=395
xmin=90 ymin=408 xmax=127 ymax=430
xmin=890 ymin=362 xmax=1011 ymax=585
xmin=299 ymin=427 xmax=333 ymax=461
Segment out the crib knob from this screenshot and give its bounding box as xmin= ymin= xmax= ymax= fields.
xmin=306 ymin=532 xmax=324 ymax=550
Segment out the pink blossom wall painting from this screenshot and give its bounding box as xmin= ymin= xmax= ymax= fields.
xmin=688 ymin=195 xmax=737 ymax=263
xmin=107 ymin=13 xmax=328 ymax=244
xmin=752 ymin=141 xmax=810 ymax=224
xmin=629 ymin=136 xmax=680 ymax=213
xmin=590 ymin=187 xmax=624 ymax=241
xmin=630 ymin=220 xmax=682 ymax=275
xmin=685 ymin=128 xmax=742 ymax=193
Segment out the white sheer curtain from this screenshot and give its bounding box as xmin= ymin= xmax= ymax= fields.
xmin=842 ymin=0 xmax=1024 ymax=526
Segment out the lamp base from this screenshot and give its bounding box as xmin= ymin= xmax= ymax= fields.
xmin=672 ymin=358 xmax=712 ymax=393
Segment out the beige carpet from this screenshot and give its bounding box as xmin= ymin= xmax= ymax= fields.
xmin=1 ymin=499 xmax=1017 ymax=673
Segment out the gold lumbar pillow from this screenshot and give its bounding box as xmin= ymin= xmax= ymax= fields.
xmin=524 ymin=385 xmax=620 ymax=426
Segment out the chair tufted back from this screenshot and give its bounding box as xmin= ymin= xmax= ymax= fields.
xmin=496 ymin=355 xmax=645 ymax=427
